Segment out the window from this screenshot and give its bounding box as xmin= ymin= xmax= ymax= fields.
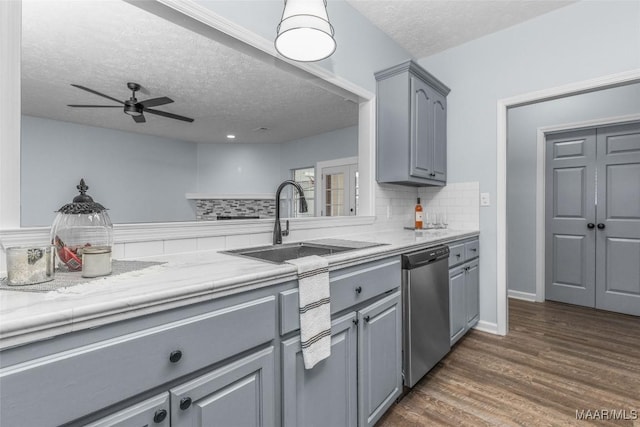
xmin=291 ymin=167 xmax=315 ymax=218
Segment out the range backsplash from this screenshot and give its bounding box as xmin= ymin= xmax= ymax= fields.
xmin=196 ymin=199 xmax=276 ymax=221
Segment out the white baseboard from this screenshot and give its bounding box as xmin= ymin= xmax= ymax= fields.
xmin=508 ymin=290 xmax=537 ymax=302
xmin=473 ymin=320 xmax=499 ymax=335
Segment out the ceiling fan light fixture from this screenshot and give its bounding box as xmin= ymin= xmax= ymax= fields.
xmin=275 ymin=0 xmax=336 ymax=62
xmin=123 ymin=101 xmax=142 ymax=117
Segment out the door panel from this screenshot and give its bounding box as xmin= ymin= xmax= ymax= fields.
xmin=545 ymin=129 xmax=597 ymax=307
xmin=358 ymin=291 xmax=402 ymax=427
xmin=281 ymin=313 xmax=357 ymax=427
xmin=410 ymin=76 xmax=432 ymax=179
xmin=552 ymin=235 xmax=587 ymax=288
xmin=170 ymin=347 xmax=275 ymax=427
xmin=432 ymin=93 xmax=447 ymax=181
xmin=553 ymin=167 xmax=587 ymax=217
xmin=596 ymin=123 xmax=640 ymax=316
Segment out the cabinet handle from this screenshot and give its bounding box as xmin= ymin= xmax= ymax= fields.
xmin=470 ymin=248 xmax=477 ymax=252
xmin=429 ymin=173 xmax=436 ymax=177
xmin=597 ymin=223 xmax=605 ymax=229
xmin=179 ymin=397 xmax=192 ymax=411
xmin=587 ymin=223 xmax=595 ymax=229
xmin=352 ymin=318 xmax=359 ymax=326
xmin=169 ymin=350 xmax=182 ymax=363
xmin=355 ymin=286 xmax=362 ymax=294
xmin=456 ymin=254 xmax=461 ymax=258
xmin=364 ymin=315 xmax=371 ymax=323
xmin=153 ymin=409 xmax=167 ymax=423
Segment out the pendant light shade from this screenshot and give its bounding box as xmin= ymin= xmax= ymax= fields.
xmin=275 ymin=0 xmax=336 ymax=62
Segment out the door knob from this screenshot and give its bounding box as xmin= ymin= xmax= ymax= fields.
xmin=587 ymin=223 xmax=595 ymax=229
xmin=597 ymin=223 xmax=605 ymax=229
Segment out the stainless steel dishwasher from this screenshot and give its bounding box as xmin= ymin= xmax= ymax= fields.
xmin=402 ymin=245 xmax=450 ymax=388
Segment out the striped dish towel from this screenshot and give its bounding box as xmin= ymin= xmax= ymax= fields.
xmin=287 ymin=255 xmax=331 ymax=369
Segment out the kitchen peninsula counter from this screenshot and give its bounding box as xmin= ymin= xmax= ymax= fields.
xmin=0 ymin=228 xmax=478 ymax=350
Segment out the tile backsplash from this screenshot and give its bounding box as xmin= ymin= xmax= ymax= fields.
xmin=196 ymin=199 xmax=276 ymax=220
xmin=418 ymin=182 xmax=480 ymax=230
xmin=373 ymin=181 xmax=480 ymax=230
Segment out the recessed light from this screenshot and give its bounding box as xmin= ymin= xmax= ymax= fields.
xmin=226 ymin=134 xmax=236 ymax=140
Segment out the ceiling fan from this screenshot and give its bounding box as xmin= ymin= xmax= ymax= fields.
xmin=67 ymin=82 xmax=194 ymax=123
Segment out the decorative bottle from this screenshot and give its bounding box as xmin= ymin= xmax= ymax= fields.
xmin=415 ymin=197 xmax=423 ymax=230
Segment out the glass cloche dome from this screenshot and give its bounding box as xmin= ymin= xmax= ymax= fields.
xmin=50 ymin=179 xmax=113 ymax=271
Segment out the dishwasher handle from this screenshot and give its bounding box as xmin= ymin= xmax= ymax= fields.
xmin=402 ymin=246 xmax=450 ymax=269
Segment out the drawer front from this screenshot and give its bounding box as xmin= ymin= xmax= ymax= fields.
xmin=0 ymin=296 xmax=276 ymax=427
xmin=465 ymin=239 xmax=479 ymax=260
xmin=448 ymin=243 xmax=465 ymax=267
xmin=279 ymin=257 xmax=401 ymax=335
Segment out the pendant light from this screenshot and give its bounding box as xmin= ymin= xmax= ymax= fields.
xmin=275 ymin=0 xmax=336 ymax=62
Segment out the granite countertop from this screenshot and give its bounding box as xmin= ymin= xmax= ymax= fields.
xmin=0 ymin=228 xmax=478 ymax=350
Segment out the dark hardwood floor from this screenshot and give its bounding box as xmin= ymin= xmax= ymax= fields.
xmin=378 ymin=299 xmax=640 ymax=426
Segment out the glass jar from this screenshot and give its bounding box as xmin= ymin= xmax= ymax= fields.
xmin=50 ymin=179 xmax=113 ymax=271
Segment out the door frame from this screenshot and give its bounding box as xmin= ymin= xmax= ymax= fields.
xmin=535 ymin=115 xmax=640 ymax=302
xmin=497 ymin=69 xmax=640 ymax=335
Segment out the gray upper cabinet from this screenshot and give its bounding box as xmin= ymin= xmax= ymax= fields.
xmin=376 ymin=60 xmax=450 ymax=186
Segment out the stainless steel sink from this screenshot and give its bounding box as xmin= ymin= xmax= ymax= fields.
xmin=223 ymin=240 xmax=383 ymax=264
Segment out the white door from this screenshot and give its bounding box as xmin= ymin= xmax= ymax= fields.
xmin=316 ymin=159 xmax=357 ymax=217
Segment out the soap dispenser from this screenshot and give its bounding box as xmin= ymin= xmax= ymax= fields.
xmin=50 ymin=179 xmax=113 ymax=272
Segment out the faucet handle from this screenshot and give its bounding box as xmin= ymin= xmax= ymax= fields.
xmin=282 ymin=220 xmax=290 ymax=237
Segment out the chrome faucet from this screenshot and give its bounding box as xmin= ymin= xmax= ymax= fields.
xmin=273 ymin=180 xmax=308 ymax=245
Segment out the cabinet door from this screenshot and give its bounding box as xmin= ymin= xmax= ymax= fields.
xmin=449 ymin=266 xmax=466 ymax=346
xmin=410 ymin=75 xmax=434 ymax=179
xmin=85 ymin=393 xmax=170 ymax=427
xmin=358 ymin=290 xmax=402 ymax=427
xmin=465 ymin=260 xmax=480 ymax=328
xmin=170 ymin=347 xmax=275 ymax=427
xmin=431 ymin=89 xmax=447 ymax=182
xmin=281 ymin=313 xmax=357 ymax=427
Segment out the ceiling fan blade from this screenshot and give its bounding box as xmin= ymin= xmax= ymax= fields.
xmin=133 ymin=114 xmax=146 ymax=123
xmin=145 ymin=108 xmax=194 ymax=123
xmin=139 ymin=97 xmax=173 ymax=109
xmin=67 ymin=105 xmax=121 ymax=108
xmin=70 ymin=84 xmax=123 ymax=105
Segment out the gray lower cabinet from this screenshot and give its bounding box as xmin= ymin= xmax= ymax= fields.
xmin=281 ymin=313 xmax=358 ymax=427
xmin=358 ymin=290 xmax=402 ymax=427
xmin=0 ymin=292 xmax=279 ymax=426
xmin=281 ymin=291 xmax=402 ymax=427
xmin=449 ymin=238 xmax=480 ymax=345
xmin=375 ymin=60 xmax=450 ymax=186
xmin=171 ymin=346 xmax=275 ymax=427
xmin=0 ymin=256 xmax=404 ymax=426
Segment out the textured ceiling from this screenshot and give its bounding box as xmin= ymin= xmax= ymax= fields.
xmin=22 ymin=1 xmax=575 ymax=146
xmin=21 ymin=0 xmax=359 ymax=144
xmin=346 ymin=0 xmax=575 ymax=58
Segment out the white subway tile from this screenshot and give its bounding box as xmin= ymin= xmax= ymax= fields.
xmin=124 ymin=241 xmax=164 ymax=259
xmin=197 ymin=236 xmax=226 ymax=251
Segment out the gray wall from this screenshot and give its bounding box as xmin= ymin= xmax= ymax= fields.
xmin=196 ymin=126 xmax=358 ymax=192
xmin=22 ymin=115 xmax=358 ymax=226
xmin=418 ymin=0 xmax=640 ymax=326
xmin=21 ymin=115 xmax=198 ymax=226
xmin=507 ymin=83 xmax=640 ymax=295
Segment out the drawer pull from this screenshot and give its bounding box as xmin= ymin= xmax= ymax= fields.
xmin=364 ymin=315 xmax=371 ymax=323
xmin=169 ymin=350 xmax=183 ymax=363
xmin=179 ymin=397 xmax=192 ymax=410
xmin=355 ymin=286 xmax=362 ymax=294
xmin=470 ymin=248 xmax=477 ymax=252
xmin=456 ymin=254 xmax=461 ymax=258
xmin=153 ymin=409 xmax=167 ymax=423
